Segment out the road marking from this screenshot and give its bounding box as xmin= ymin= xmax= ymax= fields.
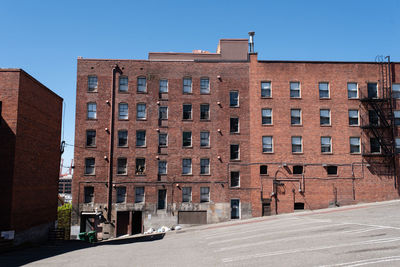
xmin=221 ymin=237 xmax=400 ymax=263
xmin=209 ymin=223 xmax=347 ymax=245
xmin=317 ymin=256 xmax=400 ymax=267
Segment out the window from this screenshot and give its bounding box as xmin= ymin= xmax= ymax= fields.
xmin=200 ymin=104 xmax=210 ymax=120
xmin=293 ymin=165 xmax=303 ymax=175
xmin=136 ymin=130 xmax=146 ymax=147
xmin=350 ymin=137 xmax=361 ymax=154
xmin=84 ymin=187 xmax=94 ymax=203
xmin=200 ymin=78 xmax=210 ymax=94
xmin=348 ymin=83 xmax=358 ymax=99
xmin=393 ymin=84 xmax=400 ymax=99
xmin=262 ymin=136 xmax=273 ymax=153
xmin=135 ymin=187 xmax=145 ymax=203
xmin=291 ymin=136 xmax=302 ymax=153
xmin=183 ymin=77 xmax=192 ymax=93
xmin=321 ymin=137 xmax=332 ymax=153
xmin=396 ymin=138 xmax=400 ymax=153
xmin=116 ymin=187 xmax=126 ymax=203
xmin=368 ymin=83 xmax=378 ymax=98
xmin=182 ymin=131 xmax=192 ymax=147
xmin=119 ymin=103 xmax=129 ymax=120
xmin=182 ymin=159 xmax=192 ymax=174
xmin=370 ymin=138 xmax=380 ymax=153
xmin=136 ymin=158 xmax=146 ymax=175
xmin=182 ymin=187 xmax=192 ymax=202
xmin=369 ymin=110 xmax=379 ymax=126
xmin=86 ymin=130 xmax=96 ymax=147
xmin=87 ymin=103 xmax=97 ymax=119
xmin=320 ymin=109 xmax=331 ymax=126
xmin=137 ymin=77 xmax=147 ymax=92
xmin=327 ymin=166 xmax=338 ymax=175
xmin=260 ymin=165 xmax=268 ymax=175
xmin=84 ymin=158 xmax=95 ymax=175
xmin=65 ymin=184 xmax=71 ymax=194
xmin=291 ymin=109 xmax=301 ymax=125
xmin=158 ymin=161 xmax=167 ymax=175
xmin=230 ymin=144 xmax=240 ymax=160
xmin=200 ymin=131 xmax=210 ymax=147
xmin=261 ymin=81 xmax=271 ymax=98
xmin=261 ymin=108 xmax=272 ymax=125
xmin=290 ymin=82 xmax=300 ymax=98
xmin=230 ymin=117 xmax=239 ymax=133
xmin=231 ymin=171 xmax=240 ymax=187
xmin=159 ymin=79 xmax=168 ymax=93
xmin=88 ymin=76 xmax=97 ymax=92
xmin=230 ymin=91 xmax=239 ymax=107
xmin=117 ymin=158 xmax=127 ymax=175
xmin=183 ymin=104 xmax=192 ymax=120
xmin=395 ymin=111 xmax=400 ymax=126
xmin=159 ymin=106 xmax=168 ymax=120
xmin=348 ymin=110 xmax=359 ymax=126
xmin=158 ymin=189 xmax=166 ymax=209
xmin=137 ymin=103 xmax=146 ymax=120
xmin=200 ymin=158 xmax=210 ymax=175
xmin=200 ymin=187 xmax=210 ymax=202
xmin=119 ymin=76 xmax=128 ymax=92
xmin=319 ymin=82 xmax=330 ymax=99
xmin=118 ymin=130 xmax=128 ymax=147
xmin=159 ymin=133 xmax=168 ymax=147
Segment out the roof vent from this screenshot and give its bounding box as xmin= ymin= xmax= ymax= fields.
xmin=248 ymin=32 xmax=255 ymax=53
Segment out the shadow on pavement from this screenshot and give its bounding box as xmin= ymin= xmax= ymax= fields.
xmin=0 ymin=233 xmax=165 ymax=267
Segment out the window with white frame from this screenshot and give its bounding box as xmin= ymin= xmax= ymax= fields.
xmin=230 ymin=91 xmax=239 ymax=107
xmin=88 ymin=76 xmax=98 ymax=92
xmin=230 ymin=144 xmax=240 ymax=160
xmin=200 ymin=187 xmax=210 ymax=202
xmin=393 ymin=84 xmax=400 ymax=99
xmin=291 ymin=109 xmax=301 ymax=125
xmin=200 ymin=158 xmax=210 ymax=175
xmin=369 ymin=110 xmax=379 ymax=126
xmin=319 ymin=82 xmax=330 ymax=98
xmin=183 ymin=77 xmax=192 ymax=93
xmin=348 ymin=83 xmax=358 ymax=99
xmin=87 ymin=103 xmax=97 ymax=119
xmin=367 ymin=83 xmax=378 ymax=98
xmin=117 ymin=158 xmax=127 ymax=175
xmin=291 ymin=136 xmax=302 ymax=153
xmin=119 ymin=76 xmax=128 ymax=92
xmin=135 ymin=158 xmax=146 ymax=175
xmin=182 ymin=159 xmax=192 ymax=174
xmin=321 ymin=137 xmax=332 ymax=153
xmin=159 ymin=106 xmax=168 ymax=120
xmin=116 ymin=187 xmax=126 ymax=203
xmin=350 ymin=137 xmax=361 ymax=154
xmin=137 ymin=103 xmax=146 ymax=119
xmin=261 ymin=81 xmax=271 ymax=98
xmin=183 ymin=104 xmax=192 ymax=120
xmin=370 ymin=138 xmax=380 ymax=153
xmin=136 ymin=130 xmax=146 ymax=147
xmin=230 ymin=117 xmax=239 ymax=133
xmin=158 ymin=161 xmax=167 ymax=175
xmin=394 ymin=110 xmax=400 ymax=126
xmin=159 ymin=133 xmax=168 ymax=147
xmin=290 ymin=82 xmax=300 ymax=98
xmin=348 ymin=110 xmax=359 ymax=126
xmin=86 ymin=130 xmax=96 ymax=147
xmin=84 ymin=187 xmax=94 ymax=203
xmin=230 ymin=171 xmax=240 ymax=187
xmin=135 ymin=187 xmax=145 ymax=203
xmin=137 ymin=77 xmax=147 ymax=92
xmin=200 ymin=78 xmax=210 ymax=94
xmin=320 ymin=109 xmax=331 ymax=125
xmin=200 ymin=104 xmax=210 ymax=120
xmin=118 ymin=130 xmax=128 ymax=147
xmin=200 ymin=131 xmax=210 ymax=147
xmin=85 ymin=158 xmax=95 ymax=175
xmin=182 ymin=131 xmax=192 ymax=147
xmin=119 ymin=103 xmax=128 ymax=120
xmin=159 ymin=79 xmax=168 ymax=93
xmin=262 ymin=136 xmax=273 ymax=153
xmin=182 ymin=187 xmax=192 ymax=202
xmin=261 ymin=108 xmax=272 ymax=125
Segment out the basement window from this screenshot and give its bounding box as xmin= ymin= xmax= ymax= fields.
xmin=293 ymin=165 xmax=303 ymax=175
xmin=294 ymin=202 xmax=304 ymax=210
xmin=260 ymin=165 xmax=268 ymax=175
xmin=326 ymin=165 xmax=338 ymax=175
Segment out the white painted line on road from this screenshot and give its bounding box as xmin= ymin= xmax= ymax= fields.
xmin=342 ymin=227 xmax=381 ymax=234
xmin=317 ymin=255 xmax=400 ymax=267
xmin=221 ymin=237 xmax=400 ymax=263
xmin=209 ymin=223 xmax=347 ymax=246
xmin=344 ymin=222 xmax=400 ymax=231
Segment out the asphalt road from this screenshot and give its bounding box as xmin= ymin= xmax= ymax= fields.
xmin=2 ymin=200 xmax=400 ymax=266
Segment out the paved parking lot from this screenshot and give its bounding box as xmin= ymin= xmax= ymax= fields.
xmin=2 ymin=200 xmax=400 ymax=266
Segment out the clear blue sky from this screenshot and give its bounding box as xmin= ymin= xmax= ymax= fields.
xmin=1 ymin=0 xmax=399 ymax=172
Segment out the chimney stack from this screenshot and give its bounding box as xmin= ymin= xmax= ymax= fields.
xmin=248 ymin=31 xmax=255 ymax=53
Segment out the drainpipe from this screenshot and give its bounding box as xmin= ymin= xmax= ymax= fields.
xmin=107 ymin=64 xmax=122 ymax=221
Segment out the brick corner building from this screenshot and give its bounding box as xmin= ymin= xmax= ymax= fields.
xmin=72 ymin=34 xmax=400 ymax=240
xmin=0 ymin=69 xmax=63 ymax=246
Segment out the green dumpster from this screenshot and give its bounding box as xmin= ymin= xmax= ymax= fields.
xmin=87 ymin=231 xmax=97 ymax=243
xmin=78 ymin=232 xmax=88 ymax=242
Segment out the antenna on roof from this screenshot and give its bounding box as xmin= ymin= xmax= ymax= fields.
xmin=248 ymin=31 xmax=255 ymax=53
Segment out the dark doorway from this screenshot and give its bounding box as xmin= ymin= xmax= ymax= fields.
xmin=262 ymin=202 xmax=271 ymax=216
xmin=294 ymin=202 xmax=305 ymax=210
xmin=231 ymin=199 xmax=240 ymax=219
xmin=132 ymin=211 xmax=142 ymax=234
xmin=117 ymin=211 xmax=130 ymax=236
xmin=158 ymin=189 xmax=166 ymax=210
xmin=80 ymin=215 xmax=95 ymax=233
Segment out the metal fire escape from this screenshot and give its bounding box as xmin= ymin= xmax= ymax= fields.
xmin=360 ymin=56 xmax=397 ymax=184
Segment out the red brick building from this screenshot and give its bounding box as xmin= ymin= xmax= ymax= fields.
xmin=71 ymin=35 xmax=400 ymax=239
xmin=0 ymin=69 xmax=63 ymax=245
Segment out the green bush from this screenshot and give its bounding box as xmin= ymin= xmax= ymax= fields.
xmin=58 ymin=203 xmax=72 ymax=240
